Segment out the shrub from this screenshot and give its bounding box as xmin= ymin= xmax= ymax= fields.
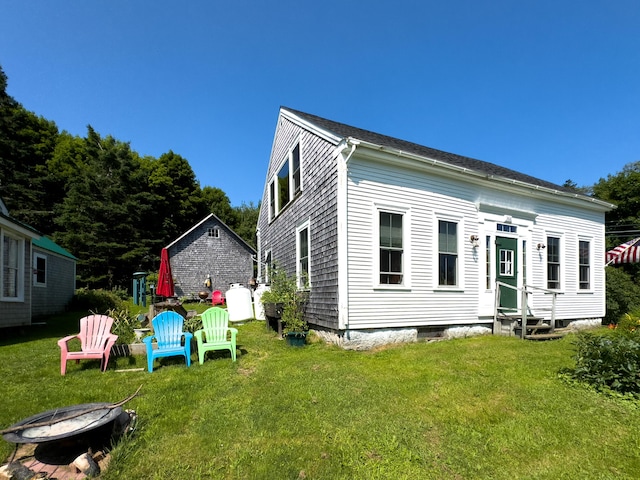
xmin=261 ymin=266 xmax=308 ymax=334
xmin=184 ymin=315 xmax=203 ymax=334
xmin=72 ymin=288 xmax=126 ymax=313
xmin=567 ymin=330 xmax=640 ymax=396
xmin=605 ymin=267 xmax=640 ymax=324
xmin=106 ymin=308 xmax=141 ymax=345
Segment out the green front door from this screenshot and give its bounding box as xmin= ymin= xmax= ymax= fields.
xmin=496 ymin=236 xmax=518 ymax=311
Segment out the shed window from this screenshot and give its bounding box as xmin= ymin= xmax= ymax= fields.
xmin=208 ymin=227 xmax=220 ymax=238
xmin=34 ymin=252 xmax=47 ymax=286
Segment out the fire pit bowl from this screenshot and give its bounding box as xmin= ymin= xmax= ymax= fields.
xmin=3 ymin=403 xmax=123 ymax=444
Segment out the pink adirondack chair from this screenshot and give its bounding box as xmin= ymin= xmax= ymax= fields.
xmin=211 ymin=290 xmax=225 ymax=306
xmin=57 ymin=315 xmax=118 ymax=375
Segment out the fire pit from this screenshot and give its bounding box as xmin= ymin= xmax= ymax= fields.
xmin=2 ymin=403 xmax=123 ymax=445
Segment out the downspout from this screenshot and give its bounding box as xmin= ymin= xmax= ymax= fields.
xmin=337 ymin=139 xmax=357 ymax=337
xmin=255 ymin=228 xmax=261 ymax=281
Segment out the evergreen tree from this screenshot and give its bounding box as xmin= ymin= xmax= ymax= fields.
xmin=0 ymin=66 xmax=58 ymax=232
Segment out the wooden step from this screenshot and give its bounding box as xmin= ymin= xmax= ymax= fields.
xmin=525 ymin=323 xmax=552 ymax=331
xmin=524 ymin=332 xmax=566 ymax=341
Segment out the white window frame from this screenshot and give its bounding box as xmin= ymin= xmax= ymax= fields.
xmin=268 ymin=139 xmax=303 ymax=220
xmin=33 ymin=251 xmax=47 ymax=287
xmin=578 ymin=237 xmax=593 ymax=292
xmin=374 ymin=203 xmax=411 ymax=289
xmin=546 ymin=233 xmax=563 ymax=291
xmin=207 ymin=227 xmax=220 ymax=238
xmin=434 ymin=214 xmax=464 ymax=290
xmin=296 ymin=220 xmax=311 ymax=289
xmin=1 ymin=230 xmax=25 ymax=301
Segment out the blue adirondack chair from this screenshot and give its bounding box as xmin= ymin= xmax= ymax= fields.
xmin=143 ymin=311 xmax=193 ymax=372
xmin=194 ymin=307 xmax=237 ymax=364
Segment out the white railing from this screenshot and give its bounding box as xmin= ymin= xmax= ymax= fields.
xmin=494 ymin=281 xmax=557 ymax=338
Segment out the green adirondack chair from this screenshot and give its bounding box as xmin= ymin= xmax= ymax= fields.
xmin=143 ymin=311 xmax=192 ymax=372
xmin=194 ymin=307 xmax=237 ymax=364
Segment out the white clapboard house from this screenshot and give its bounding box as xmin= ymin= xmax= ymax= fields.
xmin=256 ymin=107 xmax=615 ymax=346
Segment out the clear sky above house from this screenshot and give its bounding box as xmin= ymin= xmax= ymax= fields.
xmin=1 ymin=0 xmax=638 ymax=206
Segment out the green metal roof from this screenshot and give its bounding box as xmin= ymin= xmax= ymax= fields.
xmin=32 ymin=236 xmax=77 ymax=260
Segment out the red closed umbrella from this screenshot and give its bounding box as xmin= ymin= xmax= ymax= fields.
xmin=157 ymin=248 xmax=175 ymax=297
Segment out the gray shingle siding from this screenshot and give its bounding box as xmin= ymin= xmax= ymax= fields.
xmin=168 ymin=217 xmax=255 ymax=298
xmin=258 ymin=114 xmax=340 ymax=329
xmin=31 ymin=249 xmax=76 ymax=317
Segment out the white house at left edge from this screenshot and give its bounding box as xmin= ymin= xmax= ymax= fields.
xmin=0 ymin=198 xmax=77 ymax=328
xmin=165 ymin=213 xmax=256 ymax=299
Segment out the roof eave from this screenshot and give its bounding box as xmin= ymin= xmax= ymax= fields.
xmin=348 ymin=139 xmax=616 ymax=212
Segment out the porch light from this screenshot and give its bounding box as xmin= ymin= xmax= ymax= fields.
xmin=537 ymin=243 xmax=546 ymax=250
xmin=469 ymin=235 xmax=480 ymax=248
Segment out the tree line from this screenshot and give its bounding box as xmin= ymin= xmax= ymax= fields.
xmin=2 ymin=63 xmax=640 ymax=317
xmin=0 ymin=65 xmax=258 ymax=290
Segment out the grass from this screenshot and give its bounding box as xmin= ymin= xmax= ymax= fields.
xmin=2 ymin=313 xmax=640 ymax=479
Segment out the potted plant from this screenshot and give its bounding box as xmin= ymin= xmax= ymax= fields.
xmin=261 ymin=266 xmax=309 ymax=345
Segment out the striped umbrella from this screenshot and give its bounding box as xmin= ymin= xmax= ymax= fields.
xmin=606 ymin=237 xmax=640 ymax=265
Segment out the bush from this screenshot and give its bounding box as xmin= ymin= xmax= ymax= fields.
xmin=567 ymin=330 xmax=640 ymax=396
xmin=107 ymin=308 xmax=141 ymax=345
xmin=605 ymin=267 xmax=640 ymax=324
xmin=72 ymin=288 xmax=126 ymax=314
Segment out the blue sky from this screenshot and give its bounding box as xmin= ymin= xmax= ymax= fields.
xmin=1 ymin=0 xmax=638 ymax=206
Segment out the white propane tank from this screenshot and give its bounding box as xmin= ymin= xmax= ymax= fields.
xmin=225 ymin=284 xmax=254 ymax=322
xmin=253 ymin=284 xmax=269 ymax=321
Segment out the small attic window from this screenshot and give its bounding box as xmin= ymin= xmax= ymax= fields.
xmin=208 ymin=227 xmax=220 ymax=238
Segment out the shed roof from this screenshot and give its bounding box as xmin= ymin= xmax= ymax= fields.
xmin=166 ymin=213 xmax=256 ymax=254
xmin=33 ymin=236 xmax=77 ymax=260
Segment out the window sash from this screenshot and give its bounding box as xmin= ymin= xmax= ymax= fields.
xmin=269 ymin=180 xmax=276 ymax=219
xmin=579 ymin=240 xmax=590 ymax=290
xmin=277 ymin=162 xmax=290 ymax=210
xmin=34 ymin=254 xmax=46 ymax=285
xmin=379 ymin=212 xmax=403 ymax=284
xmin=547 ymin=236 xmax=561 ymax=289
xmin=3 ymin=235 xmax=20 ymax=298
xmin=292 ymin=144 xmax=301 ymax=195
xmin=438 ymin=221 xmax=458 ymax=286
xmin=298 ymin=226 xmax=310 ymax=288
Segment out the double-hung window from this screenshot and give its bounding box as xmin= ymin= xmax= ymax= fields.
xmin=296 ymin=221 xmax=310 ymax=289
xmin=379 ymin=212 xmax=403 ymax=285
xmin=2 ymin=232 xmax=24 ymax=300
xmin=547 ymin=236 xmax=561 ymax=289
xmin=578 ymin=240 xmax=590 ymax=290
xmin=269 ymin=141 xmax=302 ymax=220
xmin=33 ymin=252 xmax=47 ymax=287
xmin=438 ymin=220 xmax=458 ymax=286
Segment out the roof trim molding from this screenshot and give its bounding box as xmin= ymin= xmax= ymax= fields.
xmin=349 ymin=138 xmax=615 ymax=213
xmin=280 ymin=108 xmax=342 ymax=145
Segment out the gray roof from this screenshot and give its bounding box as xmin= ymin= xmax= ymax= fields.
xmin=283 ymin=107 xmax=574 ymax=193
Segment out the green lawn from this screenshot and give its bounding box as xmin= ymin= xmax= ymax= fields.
xmin=1 ymin=313 xmax=639 ymax=479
